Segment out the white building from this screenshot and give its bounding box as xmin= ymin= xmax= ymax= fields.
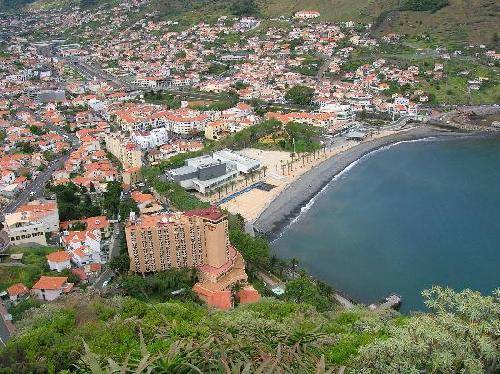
xmin=212 ymin=149 xmax=261 ymax=174
xmin=132 ymin=127 xmax=169 ymax=149
xmin=31 ymin=276 xmax=73 ymax=301
xmin=47 ymin=251 xmax=71 ymax=272
xmin=294 ymin=10 xmax=320 ymax=19
xmin=60 ymin=229 xmax=103 ymax=265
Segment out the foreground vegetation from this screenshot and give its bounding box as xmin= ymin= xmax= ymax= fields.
xmin=0 ymin=287 xmax=498 ymax=372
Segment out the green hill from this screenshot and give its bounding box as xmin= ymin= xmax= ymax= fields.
xmin=3 ymin=0 xmax=498 ymax=44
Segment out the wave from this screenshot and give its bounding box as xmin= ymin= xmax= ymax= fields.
xmin=271 ymin=136 xmax=438 ymax=242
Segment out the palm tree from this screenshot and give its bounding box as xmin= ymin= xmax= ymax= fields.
xmin=290 ymin=257 xmax=299 ymax=278
xmin=262 ymin=165 xmax=268 ymax=177
xmin=216 ymin=186 xmax=223 ymax=199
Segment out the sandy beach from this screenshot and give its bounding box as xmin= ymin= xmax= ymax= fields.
xmin=251 ymin=126 xmax=462 ymax=237
xmin=219 ymin=129 xmax=406 ymax=221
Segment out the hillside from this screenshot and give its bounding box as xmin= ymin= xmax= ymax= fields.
xmin=1 ymin=287 xmax=498 ymax=372
xmin=2 ymin=0 xmax=498 ymax=44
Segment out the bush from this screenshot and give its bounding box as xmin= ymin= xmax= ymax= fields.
xmin=285 ymin=85 xmax=314 ymax=105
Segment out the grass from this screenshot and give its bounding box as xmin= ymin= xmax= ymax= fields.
xmin=0 ymin=246 xmax=61 ymax=291
xmin=261 ymin=0 xmax=395 ymax=22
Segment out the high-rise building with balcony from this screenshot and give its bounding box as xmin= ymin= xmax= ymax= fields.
xmin=125 ymin=206 xmax=259 ymax=309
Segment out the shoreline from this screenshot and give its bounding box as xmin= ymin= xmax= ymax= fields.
xmin=252 ymin=125 xmax=487 ymax=239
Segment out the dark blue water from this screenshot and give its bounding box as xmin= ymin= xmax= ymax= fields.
xmin=272 ymin=136 xmax=500 ymax=312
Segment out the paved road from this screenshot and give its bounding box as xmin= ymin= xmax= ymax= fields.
xmin=92 ymin=222 xmax=121 ymax=290
xmin=0 ymin=151 xmax=71 ymax=219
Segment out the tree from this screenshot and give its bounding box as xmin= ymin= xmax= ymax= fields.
xmin=285 ymin=85 xmax=314 ymax=105
xmin=102 ymin=181 xmax=122 ymax=218
xmin=119 ymin=198 xmax=139 ymax=221
xmin=284 ymin=276 xmax=331 ymax=312
xmin=109 ymin=253 xmax=129 ymax=273
xmin=230 ymin=0 xmax=259 ymax=16
xmin=354 ymin=287 xmax=500 ymax=372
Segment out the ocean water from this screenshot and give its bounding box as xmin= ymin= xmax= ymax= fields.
xmin=272 ymin=136 xmax=500 ymax=312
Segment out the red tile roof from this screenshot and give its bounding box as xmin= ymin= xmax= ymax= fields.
xmin=7 ymin=283 xmax=28 ymax=296
xmin=32 ymin=276 xmax=68 ymax=290
xmin=47 ymin=251 xmax=71 ymax=263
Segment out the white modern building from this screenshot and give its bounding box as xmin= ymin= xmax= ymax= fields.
xmin=131 ymin=127 xmax=169 ymax=149
xmin=212 ymin=149 xmax=261 ymax=174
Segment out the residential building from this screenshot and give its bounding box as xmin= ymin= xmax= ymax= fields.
xmin=294 ymin=10 xmax=320 ymax=19
xmin=6 ymin=283 xmax=29 ymax=303
xmin=31 ymin=276 xmax=73 ymax=301
xmin=4 ymin=200 xmax=59 ymax=246
xmin=47 ymin=251 xmax=71 ymax=272
xmin=125 ymin=207 xmax=259 ymax=309
xmin=131 ymin=127 xmax=169 ymax=149
xmin=105 ymin=134 xmax=143 ymax=167
xmin=60 ymin=229 xmax=103 ymax=265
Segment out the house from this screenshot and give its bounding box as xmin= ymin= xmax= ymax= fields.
xmin=85 ymin=216 xmax=111 ymax=238
xmin=131 ymin=191 xmax=163 ymax=214
xmin=60 ymin=230 xmax=103 ymax=265
xmin=31 ymin=276 xmax=73 ymax=301
xmin=294 ymin=11 xmax=320 ymax=19
xmin=4 ymin=200 xmax=59 ymax=246
xmin=7 ymin=283 xmax=29 ymax=302
xmin=47 ymin=251 xmax=71 ymax=272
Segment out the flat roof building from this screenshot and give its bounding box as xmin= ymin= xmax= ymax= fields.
xmin=167 ymin=155 xmax=238 ymax=195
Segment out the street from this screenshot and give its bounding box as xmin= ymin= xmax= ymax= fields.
xmin=92 ymin=222 xmax=121 ymax=290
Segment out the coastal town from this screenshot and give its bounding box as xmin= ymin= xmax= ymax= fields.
xmin=0 ymin=0 xmax=499 ymax=359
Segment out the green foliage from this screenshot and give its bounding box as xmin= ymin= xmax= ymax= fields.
xmin=285 ymin=84 xmax=314 ymax=105
xmin=42 ymin=150 xmax=55 ymax=162
xmin=354 ymin=286 xmax=500 ymax=372
xmin=118 ymin=197 xmax=139 ymax=220
xmin=52 ymin=182 xmax=101 ymax=221
xmin=400 ymin=0 xmax=449 ymax=13
xmin=280 ymin=121 xmax=322 ymax=152
xmin=109 ymin=253 xmax=130 ymax=273
xmin=143 ymin=91 xmax=181 ymax=109
xmin=0 ymin=246 xmax=60 ymax=291
xmin=120 ymin=269 xmax=198 ymax=302
xmin=284 ymin=276 xmax=333 ymax=312
xmin=142 ymin=167 xmax=210 ymax=211
xmin=291 ymin=54 xmax=324 ymax=76
xmin=229 ymin=226 xmax=270 ymax=269
xmin=8 ymin=298 xmax=42 ymax=322
xmin=230 ymin=0 xmax=259 ymax=16
xmin=1 ymin=288 xmax=498 ymax=372
xmin=28 ymin=125 xmax=45 ymax=135
xmin=101 ymin=181 xmax=122 ymax=219
xmin=207 ymin=63 xmax=230 ymax=76
xmin=15 ymin=141 xmax=38 ymax=154
xmin=231 ymin=80 xmax=249 ymax=90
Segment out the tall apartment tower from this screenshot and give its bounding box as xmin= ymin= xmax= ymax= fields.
xmin=125 ymin=207 xmax=260 ymax=309
xmin=125 ymin=207 xmax=230 ymax=273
